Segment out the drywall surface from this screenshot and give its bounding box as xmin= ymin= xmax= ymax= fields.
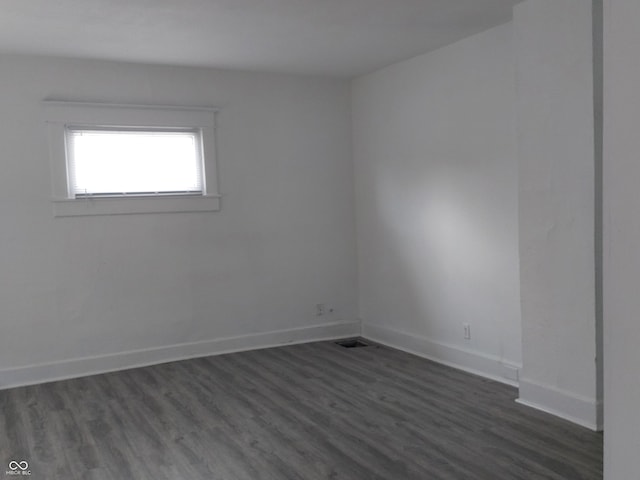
xmin=603 ymin=0 xmax=640 ymax=475
xmin=592 ymin=0 xmax=604 ymax=424
xmin=0 ymin=55 xmax=358 ymax=384
xmin=353 ymin=23 xmax=522 ymax=382
xmin=514 ymin=0 xmax=599 ymax=428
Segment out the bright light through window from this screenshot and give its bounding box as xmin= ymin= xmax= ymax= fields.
xmin=66 ymin=128 xmax=204 ymax=198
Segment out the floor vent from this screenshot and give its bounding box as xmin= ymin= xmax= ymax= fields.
xmin=336 ymin=339 xmax=369 ymax=348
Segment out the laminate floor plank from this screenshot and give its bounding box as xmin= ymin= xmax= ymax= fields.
xmin=0 ymin=340 xmax=602 ymax=479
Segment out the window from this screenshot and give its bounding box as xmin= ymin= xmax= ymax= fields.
xmin=43 ymin=101 xmax=220 ymax=217
xmin=66 ymin=127 xmax=204 ymax=198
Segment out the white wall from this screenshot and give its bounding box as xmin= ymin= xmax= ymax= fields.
xmin=513 ymin=0 xmax=599 ymax=430
xmin=603 ymin=0 xmax=640 ymax=476
xmin=352 ymin=23 xmax=523 ymax=383
xmin=0 ymin=55 xmax=359 ymax=387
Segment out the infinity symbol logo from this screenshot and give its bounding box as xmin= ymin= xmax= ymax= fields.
xmin=8 ymin=461 xmax=28 ymax=471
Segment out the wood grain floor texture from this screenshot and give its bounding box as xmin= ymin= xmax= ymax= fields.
xmin=0 ymin=340 xmax=602 ymax=480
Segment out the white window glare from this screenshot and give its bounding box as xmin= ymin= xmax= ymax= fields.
xmin=66 ymin=128 xmax=204 ymax=198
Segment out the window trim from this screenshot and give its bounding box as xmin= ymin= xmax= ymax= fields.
xmin=43 ymin=101 xmax=220 ymax=217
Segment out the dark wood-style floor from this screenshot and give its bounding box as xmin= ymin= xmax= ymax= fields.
xmin=0 ymin=340 xmax=602 ymax=480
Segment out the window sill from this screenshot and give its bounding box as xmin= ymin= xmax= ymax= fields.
xmin=52 ymin=194 xmax=221 ymax=217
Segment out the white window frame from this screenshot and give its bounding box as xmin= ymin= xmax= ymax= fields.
xmin=43 ymin=101 xmax=221 ymax=217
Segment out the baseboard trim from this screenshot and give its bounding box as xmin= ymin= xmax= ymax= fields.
xmin=361 ymin=323 xmax=520 ymax=387
xmin=0 ymin=321 xmax=361 ymax=390
xmin=517 ymin=378 xmax=601 ymax=431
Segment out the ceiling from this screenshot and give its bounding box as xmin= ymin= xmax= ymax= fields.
xmin=0 ymin=0 xmax=521 ymax=78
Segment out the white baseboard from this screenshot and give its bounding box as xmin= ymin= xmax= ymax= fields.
xmin=517 ymin=378 xmax=602 ymax=431
xmin=362 ymin=323 xmax=521 ymax=387
xmin=0 ymin=321 xmax=361 ymax=390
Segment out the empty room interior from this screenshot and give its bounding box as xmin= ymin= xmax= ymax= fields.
xmin=0 ymin=0 xmax=638 ymax=478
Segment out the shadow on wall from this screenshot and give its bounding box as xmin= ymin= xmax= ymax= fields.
xmin=359 ymin=162 xmax=522 ymax=380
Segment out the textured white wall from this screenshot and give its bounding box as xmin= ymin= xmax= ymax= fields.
xmin=514 ymin=0 xmax=599 ymax=429
xmin=603 ymin=0 xmax=640 ymax=476
xmin=352 ymin=23 xmax=522 ymax=382
xmin=0 ymin=55 xmax=358 ymax=384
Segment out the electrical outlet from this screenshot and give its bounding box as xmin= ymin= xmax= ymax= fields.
xmin=316 ymin=304 xmax=326 ymax=316
xmin=463 ymin=323 xmax=471 ymax=340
